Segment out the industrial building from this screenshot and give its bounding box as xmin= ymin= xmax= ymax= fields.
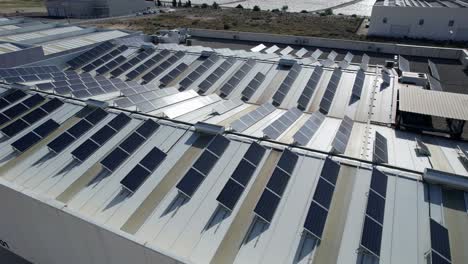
xmin=368 ymin=0 xmax=468 ymax=41
xmin=45 ymin=0 xmax=155 ymax=18
xmin=0 ymin=19 xmax=467 ymax=264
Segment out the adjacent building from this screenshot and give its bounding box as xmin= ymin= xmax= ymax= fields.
xmin=368 ymin=0 xmax=468 ymax=41
xmin=45 ymin=0 xmax=155 ymax=18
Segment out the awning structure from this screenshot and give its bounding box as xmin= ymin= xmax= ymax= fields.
xmin=399 ymin=88 xmax=468 ymax=121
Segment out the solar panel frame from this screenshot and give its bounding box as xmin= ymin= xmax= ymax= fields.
xmin=241 ymin=72 xmax=265 ymax=101
xmin=293 ymin=111 xmax=326 ymax=146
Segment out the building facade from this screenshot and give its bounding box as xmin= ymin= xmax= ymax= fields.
xmin=45 ymin=0 xmax=155 ymax=18
xmin=368 ymin=0 xmax=468 ymax=41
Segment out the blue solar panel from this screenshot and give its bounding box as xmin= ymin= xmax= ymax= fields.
xmin=193 ymin=151 xmax=218 ymax=176
xmin=254 ymin=189 xmax=280 ymax=222
xmin=370 ymin=169 xmax=387 ymax=198
xmin=312 ymin=178 xmax=335 ymax=209
xmin=136 ymin=119 xmax=159 ymax=138
xmin=276 ymin=149 xmax=298 ymax=174
xmin=120 ymin=165 xmax=151 ymax=192
xmin=361 ymin=216 xmax=382 ymax=257
xmin=71 ymin=139 xmax=100 ymax=162
xmin=11 ymin=119 xmax=60 ymax=152
xmin=139 ymin=147 xmax=166 ymax=172
xmin=216 ymin=179 xmax=244 ymax=210
xmin=430 ymin=219 xmax=452 ymax=261
xmin=90 ymin=125 xmax=115 ymax=145
xmin=303 ymin=201 xmax=328 ymax=238
xmin=84 ymin=108 xmax=108 ymax=124
xmin=48 ymin=132 xmax=75 ymax=153
xmin=266 ymin=168 xmax=290 ymax=197
xmin=119 ymin=133 xmax=145 ymax=153
xmin=366 ymin=190 xmax=386 ymax=224
xmin=231 ymin=159 xmax=257 ymax=186
xmin=176 ymin=168 xmax=205 ymax=197
xmin=101 ymin=147 xmax=130 ymax=171
xmin=243 ymin=142 xmax=266 ymax=166
xmin=67 ymin=120 xmax=93 ymax=138
xmin=320 ymin=158 xmax=340 ymax=185
xmin=207 ymin=135 xmax=230 ymax=157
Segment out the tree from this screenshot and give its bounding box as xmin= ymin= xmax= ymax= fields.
xmin=201 ymin=3 xmax=208 ymax=8
xmin=281 ymin=5 xmax=288 ymax=12
xmin=157 ymin=0 xmax=162 ymax=7
xmin=235 ymin=4 xmax=243 ymax=8
xmin=188 ymin=0 xmax=192 ymax=7
xmin=253 ymin=5 xmax=260 ymax=11
xmin=178 ymin=0 xmax=182 ymax=7
xmin=212 ymin=1 xmax=219 ymax=9
xmin=172 ymin=0 xmax=177 ymax=7
xmin=324 ymin=8 xmax=333 ymax=16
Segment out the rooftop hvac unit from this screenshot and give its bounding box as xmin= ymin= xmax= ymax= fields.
xmin=194 ymin=122 xmax=225 ymax=135
xmin=399 ymin=72 xmax=428 ymax=87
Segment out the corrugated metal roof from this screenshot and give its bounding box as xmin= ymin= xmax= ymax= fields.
xmin=399 ymin=87 xmax=468 ymax=120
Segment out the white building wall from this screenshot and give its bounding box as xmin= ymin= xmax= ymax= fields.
xmin=0 ymin=180 xmax=186 ymax=264
xmin=368 ymin=6 xmax=468 ymax=41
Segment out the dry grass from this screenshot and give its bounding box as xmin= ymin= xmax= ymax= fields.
xmin=0 ymin=0 xmax=45 ymax=14
xmin=91 ymin=8 xmax=363 ymax=40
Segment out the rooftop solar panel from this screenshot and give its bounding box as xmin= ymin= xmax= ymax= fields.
xmin=303 ymin=201 xmax=328 ymax=239
xmin=373 ymin=132 xmax=388 ymax=164
xmin=361 ymin=54 xmax=370 ymax=71
xmin=179 ymin=54 xmax=220 ymax=90
xmin=297 ymin=66 xmax=323 ymax=110
xmin=338 ymin=52 xmax=354 ymax=69
xmin=399 ymin=55 xmax=410 ymax=72
xmin=67 ymin=42 xmax=115 ymax=69
xmin=272 ymin=63 xmax=302 ymax=106
xmin=11 ymin=119 xmax=60 ymax=153
xmin=231 ymin=103 xmax=276 ymax=132
xmin=351 ymin=70 xmax=366 ymax=99
xmin=293 ymin=111 xmax=326 ymax=146
xmin=140 ymin=51 xmax=185 ymax=83
xmin=241 ymin=72 xmax=265 ymax=101
xmin=319 ymin=68 xmax=342 ymax=114
xmin=360 ymin=216 xmax=383 ymax=257
xmin=159 ymin=63 xmax=188 ymax=87
xmin=295 ymin=48 xmax=308 ymax=58
xmin=366 ymin=190 xmax=386 ymax=223
xmin=263 ymin=108 xmax=302 ymax=139
xmin=430 ymin=219 xmax=452 ymax=262
xmin=198 ymin=58 xmax=236 ymax=94
xmin=212 ymin=99 xmax=243 ymax=115
xmin=331 ymin=115 xmax=353 ymax=154
xmin=219 ymin=59 xmax=256 ymax=97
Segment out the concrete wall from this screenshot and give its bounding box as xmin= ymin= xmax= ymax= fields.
xmin=368 ymin=6 xmax=468 ymax=41
xmin=0 ymin=180 xmax=187 ymax=264
xmin=188 ymin=28 xmax=464 ymax=60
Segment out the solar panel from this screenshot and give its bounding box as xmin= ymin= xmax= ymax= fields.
xmin=272 ymin=63 xmax=302 ymax=106
xmin=251 ymin=44 xmax=266 ymax=52
xmin=177 ymin=135 xmax=230 ymax=198
xmin=125 ymin=49 xmax=170 ymax=80
xmin=179 ymin=54 xmax=220 ymax=90
xmin=120 ymin=147 xmax=167 ymax=193
xmin=82 ymin=45 xmax=129 ymax=72
xmin=198 ymin=58 xmax=236 ymax=94
xmin=280 ymin=46 xmax=294 ymax=56
xmin=351 ymin=70 xmax=365 ymax=99
xmin=431 ymin=251 xmax=451 ymax=264
xmin=212 ymin=99 xmax=243 ymax=115
xmin=303 ymin=201 xmax=328 ymax=239
xmin=11 ymin=119 xmax=60 ymax=153
xmin=0 ymin=66 xmax=61 ymax=79
xmin=263 ymin=108 xmax=302 ymax=139
xmin=293 ymin=111 xmax=326 ymax=146
xmin=297 ymin=66 xmax=324 ymax=110
xmin=216 ymin=179 xmax=245 ymax=210
xmin=430 ymin=219 xmax=452 ymax=262
xmin=48 ymin=108 xmax=111 ymax=153
xmin=241 ymin=72 xmax=265 ymax=101
xmin=109 ymin=48 xmax=156 ymax=77
xmin=219 ymin=59 xmax=256 ymax=97
xmin=319 ymin=68 xmax=342 ymax=114
xmin=159 ymin=62 xmax=189 ymax=87
xmin=67 ymin=42 xmax=115 ymax=69
xmin=264 ymin=45 xmax=279 ymax=54
xmin=373 ymin=132 xmax=388 ymax=163
xmin=254 ymin=149 xmax=298 ymax=222
xmin=381 ymin=69 xmax=391 ymax=86
xmin=311 ymin=49 xmax=323 ymax=61
xmin=295 ymin=48 xmax=308 ymax=58
xmin=95 ymin=55 xmax=127 ymax=75
xmin=338 ymin=52 xmax=354 ymax=69
xmin=399 ymin=55 xmax=410 ymax=72
xmin=331 ymin=115 xmax=353 ymax=154
xmin=0 ymin=90 xmax=26 ymax=110
xmin=360 ymin=216 xmax=383 ymax=257
xmin=231 ymin=103 xmax=276 ymax=132
xmin=320 ymin=51 xmax=338 ymax=67
xmin=140 ymin=51 xmax=185 ymax=83
xmin=361 ymin=54 xmax=370 ymax=71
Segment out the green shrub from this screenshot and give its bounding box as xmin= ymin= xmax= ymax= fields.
xmin=253 ymin=5 xmax=261 ymax=11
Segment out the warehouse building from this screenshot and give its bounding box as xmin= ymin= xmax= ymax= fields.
xmin=368 ymin=0 xmax=468 ymax=41
xmin=0 ymin=23 xmax=467 ymax=264
xmin=45 ymin=0 xmax=155 ymax=18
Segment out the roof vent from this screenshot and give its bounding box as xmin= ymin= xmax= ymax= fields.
xmin=423 ymin=168 xmax=468 ymax=192
xmin=85 ymin=99 xmax=108 ymax=108
xmin=194 ymin=122 xmax=225 ymax=135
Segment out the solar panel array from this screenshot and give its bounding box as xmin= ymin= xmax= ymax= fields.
xmin=71 ymin=116 xmax=156 ymax=164
xmin=263 ymin=108 xmax=302 ymax=139
xmin=360 ymin=169 xmax=388 ymax=257
xmin=399 ymin=55 xmax=410 ymax=72
xmin=48 ymin=109 xmax=119 ymax=154
xmin=198 ymin=58 xmax=236 ymax=94
xmin=0 ymin=94 xmax=45 ymax=126
xmin=303 ymin=158 xmax=341 ymax=239
xmin=95 ymin=55 xmax=127 ymax=75
xmin=373 ymin=132 xmax=388 ymax=163
xmin=321 ymin=51 xmax=338 ymax=67
xmin=331 ymin=115 xmax=353 ymax=154
xmin=351 ymin=70 xmax=366 ymax=99
xmin=82 ymin=46 xmax=129 ymax=73
xmin=382 ymin=69 xmax=391 ymax=85
xmin=125 ymin=49 xmax=171 ymax=80
xmin=114 ymin=87 xmax=178 ymax=109
xmin=212 ymin=99 xmax=243 ymax=115
xmin=430 ymin=219 xmax=452 ymax=264
xmin=159 ymin=63 xmax=189 ymax=87
xmin=140 ymin=51 xmax=185 ymax=83
xmin=297 ymin=66 xmax=324 ymax=110
xmin=231 ymin=103 xmax=276 ymax=132
xmin=1 ymin=98 xmax=63 ymax=138
xmin=319 ymin=68 xmax=342 ymax=114
xmin=0 ymin=90 xmax=27 ymax=110
xmin=120 ymin=146 xmax=167 ymax=193
xmin=216 ymin=142 xmax=267 ymax=210
xmin=176 ymin=135 xmax=230 ymax=197
xmin=11 ymin=119 xmax=60 ymax=153
xmin=0 ymin=66 xmax=61 ymax=81
xmin=428 ymin=60 xmax=441 ymax=80
xmin=272 ymin=63 xmax=302 ymax=106
xmin=219 ymin=59 xmax=256 ymax=97
xmin=361 ymin=54 xmax=370 ymax=71
xmin=97 ymin=119 xmax=159 ymax=171
xmin=293 ymin=111 xmax=326 ymax=146
xmin=67 ymin=42 xmax=115 ymax=69
xmin=241 ymin=72 xmax=265 ymax=101
xmin=179 ymin=54 xmax=220 ymax=90
xmin=338 ymin=52 xmax=354 ymax=69
xmin=280 ymin=46 xmax=294 ymax=56
xmin=254 ymin=149 xmax=298 ymax=222
xmin=109 ymin=48 xmax=156 ymax=77
xmin=135 ymin=89 xmax=198 ymax=113
xmin=311 ymin=49 xmax=323 ymax=61
xmin=295 ymin=48 xmax=308 ymax=58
